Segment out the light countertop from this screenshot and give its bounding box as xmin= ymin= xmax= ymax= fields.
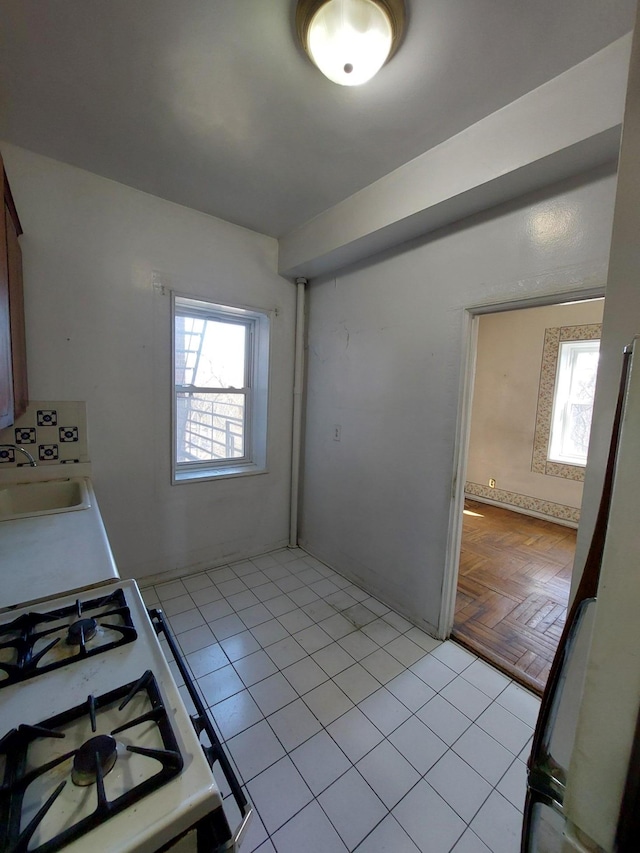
xmin=0 ymin=471 xmax=119 ymax=611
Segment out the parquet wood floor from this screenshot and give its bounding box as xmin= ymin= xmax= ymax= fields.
xmin=452 ymin=499 xmax=575 ymax=695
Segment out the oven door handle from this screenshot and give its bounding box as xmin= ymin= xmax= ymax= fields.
xmin=149 ymin=608 xmax=252 ymax=852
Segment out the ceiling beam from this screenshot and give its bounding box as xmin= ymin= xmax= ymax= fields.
xmin=278 ymin=34 xmax=632 ymax=280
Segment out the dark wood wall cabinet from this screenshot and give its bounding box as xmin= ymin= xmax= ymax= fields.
xmin=0 ymin=151 xmax=27 ymax=429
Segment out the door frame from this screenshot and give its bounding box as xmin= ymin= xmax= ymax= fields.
xmin=437 ymin=284 xmax=606 ymax=639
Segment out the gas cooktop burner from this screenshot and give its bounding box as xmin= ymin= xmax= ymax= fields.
xmin=0 ymin=670 xmax=183 ymax=853
xmin=71 ymin=734 xmax=118 ymax=786
xmin=0 ymin=589 xmax=137 ymax=688
xmin=67 ymin=617 xmax=98 ymax=646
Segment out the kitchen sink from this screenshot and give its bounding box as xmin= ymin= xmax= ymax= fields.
xmin=0 ymin=477 xmax=91 ymax=521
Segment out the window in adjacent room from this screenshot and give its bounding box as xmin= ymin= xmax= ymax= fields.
xmin=172 ymin=294 xmax=270 ymax=482
xmin=531 ymin=322 xmax=601 ymax=480
xmin=548 ymin=339 xmax=600 ymax=466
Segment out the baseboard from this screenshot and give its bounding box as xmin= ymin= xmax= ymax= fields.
xmin=133 ymin=539 xmax=293 ymax=588
xmin=465 ymin=483 xmax=579 ymax=528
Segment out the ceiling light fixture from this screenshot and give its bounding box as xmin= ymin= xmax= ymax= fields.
xmin=296 ymin=0 xmax=406 ymax=87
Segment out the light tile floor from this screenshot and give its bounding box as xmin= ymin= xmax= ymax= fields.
xmin=142 ymin=548 xmax=540 ymax=853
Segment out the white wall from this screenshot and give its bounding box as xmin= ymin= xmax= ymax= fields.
xmin=2 ymin=143 xmax=296 ymax=581
xmin=564 ymin=10 xmax=640 ymax=845
xmin=301 ymin=166 xmax=617 ymax=634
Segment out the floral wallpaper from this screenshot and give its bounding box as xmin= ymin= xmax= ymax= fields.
xmin=465 ymin=481 xmax=580 ymax=524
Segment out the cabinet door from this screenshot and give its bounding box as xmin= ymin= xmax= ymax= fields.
xmin=6 ymin=200 xmax=27 ymax=419
xmin=0 ymin=187 xmax=13 ymax=429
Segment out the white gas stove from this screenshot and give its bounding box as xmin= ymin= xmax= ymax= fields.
xmin=0 ymin=579 xmax=250 ymax=853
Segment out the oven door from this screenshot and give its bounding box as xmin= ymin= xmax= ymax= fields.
xmin=149 ymin=608 xmax=252 ymax=853
xmin=163 ymin=829 xmax=199 ymax=851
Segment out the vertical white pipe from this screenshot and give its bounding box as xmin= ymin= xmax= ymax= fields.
xmin=289 ymin=277 xmax=307 ymax=547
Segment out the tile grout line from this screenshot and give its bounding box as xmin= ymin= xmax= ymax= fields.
xmin=145 ymin=547 xmax=536 ymax=853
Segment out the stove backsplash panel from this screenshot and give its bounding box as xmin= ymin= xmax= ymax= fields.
xmin=0 ymin=401 xmax=89 ymax=466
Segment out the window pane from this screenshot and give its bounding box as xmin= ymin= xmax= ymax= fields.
xmin=175 ymin=315 xmax=246 ymax=388
xmin=564 ymin=349 xmax=598 ymax=456
xmin=549 ymin=340 xmax=599 ymax=465
xmin=175 ymin=315 xmax=205 ymax=386
xmin=176 ymin=392 xmax=245 ymax=463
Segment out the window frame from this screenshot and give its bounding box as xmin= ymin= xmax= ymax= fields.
xmin=171 ymin=293 xmax=271 ymax=484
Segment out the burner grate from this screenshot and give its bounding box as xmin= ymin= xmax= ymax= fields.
xmin=0 ymin=589 xmax=137 ymax=688
xmin=0 ymin=670 xmax=183 ymax=853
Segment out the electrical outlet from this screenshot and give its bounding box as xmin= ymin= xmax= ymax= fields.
xmin=489 ymin=478 xmax=496 ymax=489
xmin=333 ymin=425 xmax=341 ymax=441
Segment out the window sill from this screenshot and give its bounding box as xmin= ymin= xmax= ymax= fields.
xmin=173 ymin=463 xmax=268 ymax=485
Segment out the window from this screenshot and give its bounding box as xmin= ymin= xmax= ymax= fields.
xmin=172 ymin=295 xmax=270 ymax=482
xmin=531 ymin=322 xmax=601 ymax=481
xmin=548 ymin=339 xmax=600 ymax=466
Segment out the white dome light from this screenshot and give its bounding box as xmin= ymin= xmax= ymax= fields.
xmin=297 ymin=0 xmax=405 ymax=87
xmin=308 ymin=0 xmax=392 ymax=86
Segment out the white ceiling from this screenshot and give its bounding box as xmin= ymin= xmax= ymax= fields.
xmin=0 ymin=0 xmax=635 ymax=237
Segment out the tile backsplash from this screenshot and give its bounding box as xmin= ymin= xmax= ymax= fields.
xmin=0 ymin=401 xmax=89 ymax=467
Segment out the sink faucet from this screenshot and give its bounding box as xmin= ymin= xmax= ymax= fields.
xmin=0 ymin=444 xmax=37 ymax=467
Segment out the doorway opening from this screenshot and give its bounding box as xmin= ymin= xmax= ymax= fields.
xmin=445 ymin=294 xmax=604 ymax=695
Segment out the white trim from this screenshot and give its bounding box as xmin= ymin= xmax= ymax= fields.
xmin=170 ymin=292 xmax=271 ymax=484
xmin=439 ymin=285 xmax=605 ymax=639
xmin=172 ymin=464 xmax=270 ymax=484
xmin=548 ymin=339 xmax=600 ymax=466
xmin=438 ymin=309 xmax=477 ymax=639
